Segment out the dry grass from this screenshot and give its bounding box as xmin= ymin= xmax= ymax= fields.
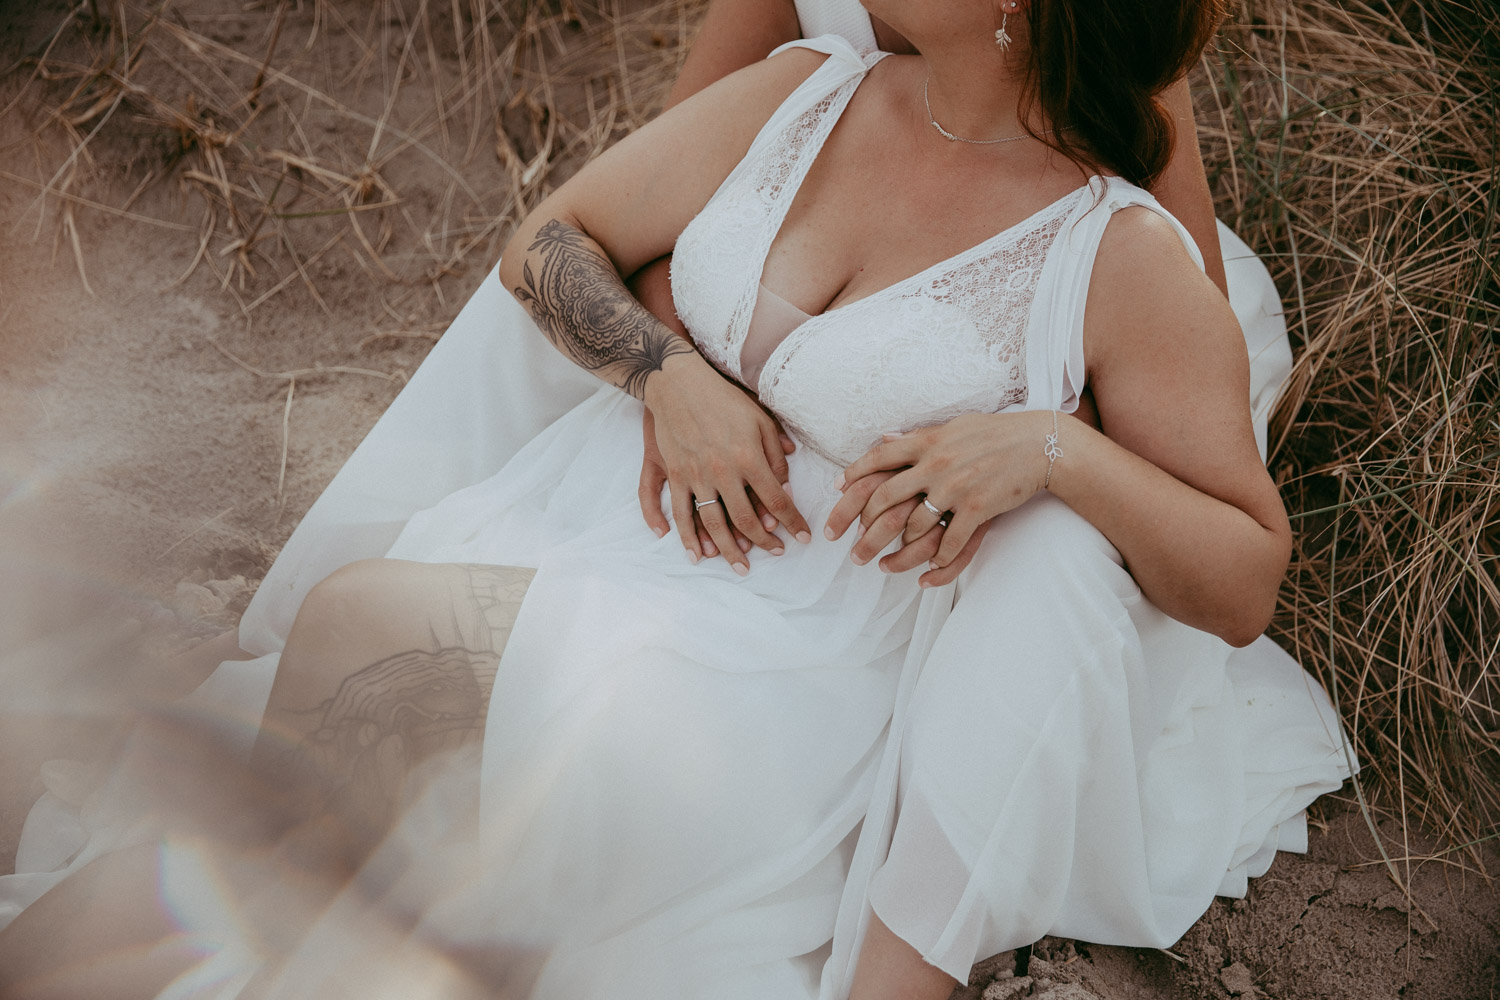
xmin=1199 ymin=0 xmax=1499 ymax=873
xmin=1 ymin=0 xmax=699 ymax=323
xmin=2 ymin=0 xmax=1497 ymax=883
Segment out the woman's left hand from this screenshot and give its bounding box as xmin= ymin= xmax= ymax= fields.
xmin=824 ymin=411 xmax=1055 ymax=580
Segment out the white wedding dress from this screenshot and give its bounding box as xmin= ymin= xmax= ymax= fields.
xmin=1 ymin=18 xmax=1352 ymax=1000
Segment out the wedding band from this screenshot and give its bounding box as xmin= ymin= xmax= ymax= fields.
xmin=694 ymin=496 xmax=722 ymax=510
xmin=922 ymin=498 xmax=943 ymax=517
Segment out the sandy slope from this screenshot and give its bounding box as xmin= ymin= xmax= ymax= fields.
xmin=0 ymin=1 xmax=1495 ymax=997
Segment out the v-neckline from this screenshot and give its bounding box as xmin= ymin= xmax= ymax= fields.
xmin=748 ymin=55 xmax=1089 ymax=336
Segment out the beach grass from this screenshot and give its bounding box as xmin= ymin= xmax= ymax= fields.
xmin=1199 ymin=0 xmax=1499 ymax=877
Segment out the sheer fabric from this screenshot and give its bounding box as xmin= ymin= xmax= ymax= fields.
xmin=1 ymin=30 xmax=1349 ymax=1000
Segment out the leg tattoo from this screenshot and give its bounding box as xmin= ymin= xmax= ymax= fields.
xmin=270 ymin=563 xmax=536 ymax=837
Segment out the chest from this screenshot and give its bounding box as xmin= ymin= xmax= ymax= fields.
xmin=756 ymin=83 xmax=1082 ymax=317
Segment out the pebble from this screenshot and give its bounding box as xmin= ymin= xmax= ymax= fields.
xmin=982 ymin=975 xmax=1033 ymax=1000
xmin=1219 ymin=961 xmax=1257 ymax=996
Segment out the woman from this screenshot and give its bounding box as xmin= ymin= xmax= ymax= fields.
xmin=0 ymin=1 xmax=1349 ymax=998
xmin=221 ymin=0 xmax=1292 ymax=630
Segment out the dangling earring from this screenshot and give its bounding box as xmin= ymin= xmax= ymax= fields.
xmin=994 ymin=1 xmax=1017 ymax=49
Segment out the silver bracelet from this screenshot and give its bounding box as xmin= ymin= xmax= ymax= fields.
xmin=1042 ymin=410 xmax=1064 ymax=490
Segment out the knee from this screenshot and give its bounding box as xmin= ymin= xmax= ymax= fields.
xmin=291 ymin=558 xmax=397 ymax=642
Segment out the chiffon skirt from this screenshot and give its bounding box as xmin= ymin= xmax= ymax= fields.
xmin=0 ymin=224 xmax=1354 ymax=1000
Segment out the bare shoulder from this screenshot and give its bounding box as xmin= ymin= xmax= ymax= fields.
xmin=681 ymin=42 xmax=829 ymax=114
xmin=1084 ymin=204 xmax=1242 ymax=374
xmin=638 ymin=40 xmax=831 ymax=163
xmin=1082 ymin=202 xmax=1267 ymax=507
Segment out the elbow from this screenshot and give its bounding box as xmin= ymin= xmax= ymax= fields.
xmin=1220 ymin=614 xmax=1271 ymax=649
xmin=1212 ymin=547 xmax=1289 ymax=648
xmin=1206 ymin=590 xmax=1276 ymax=648
xmin=497 ymin=232 xmax=524 ymax=298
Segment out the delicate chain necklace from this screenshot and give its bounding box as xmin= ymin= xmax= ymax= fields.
xmin=923 ymin=77 xmax=1054 ymax=145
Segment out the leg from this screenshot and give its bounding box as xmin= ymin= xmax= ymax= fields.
xmin=848 ymin=914 xmax=958 ymax=1000
xmin=255 ymin=558 xmax=535 ymax=852
xmin=858 ymin=495 xmax=1150 ymax=986
xmin=0 ymin=846 xmax=195 ymax=1000
xmin=0 ymin=559 xmax=536 ymax=999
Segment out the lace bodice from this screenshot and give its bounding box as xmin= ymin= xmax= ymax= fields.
xmin=670 ymin=42 xmax=1082 ymax=467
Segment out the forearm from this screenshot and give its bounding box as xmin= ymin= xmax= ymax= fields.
xmin=1045 ymin=413 xmax=1290 ymax=646
xmin=627 ymin=256 xmax=692 ymax=343
xmin=501 ymin=216 xmax=696 ymax=399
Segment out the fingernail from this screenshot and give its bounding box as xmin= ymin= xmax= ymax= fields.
xmin=770 ymin=546 xmax=784 ymax=556
xmin=733 ymin=563 xmax=749 ymax=577
xmin=928 ymin=560 xmax=939 ymax=571
xmin=688 ymin=551 xmax=699 ymax=564
xmin=919 ymin=579 xmax=933 ymax=589
xmin=883 ymin=431 xmax=903 ymax=439
xmin=737 ymin=537 xmax=751 ymax=553
xmin=851 ymin=552 xmax=867 ymax=566
xmin=823 ymin=525 xmax=836 ymax=541
xmin=704 ymin=540 xmax=718 ymax=556
xmin=856 ymin=522 xmax=866 ymax=538
xmin=880 ymin=563 xmax=892 ymax=574
xmin=832 ymin=473 xmax=845 ymax=490
xmin=762 ymin=513 xmax=777 ymax=531
xmin=797 ymin=530 xmax=812 ymax=545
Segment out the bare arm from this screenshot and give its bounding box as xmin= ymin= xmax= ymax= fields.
xmin=629 ymin=0 xmax=806 ymax=540
xmin=501 ymin=51 xmax=825 ymax=565
xmin=1046 ymin=208 xmax=1287 ymax=642
xmin=1151 ymin=77 xmax=1227 ymax=297
xmin=665 ymin=0 xmax=802 ymax=110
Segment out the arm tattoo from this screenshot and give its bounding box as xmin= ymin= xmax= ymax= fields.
xmin=512 ymin=218 xmax=696 ymax=399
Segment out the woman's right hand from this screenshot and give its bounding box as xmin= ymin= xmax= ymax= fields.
xmin=643 ymin=355 xmax=812 ymax=574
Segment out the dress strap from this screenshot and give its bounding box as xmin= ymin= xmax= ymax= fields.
xmin=1023 ymin=176 xmax=1205 ymax=414
xmin=791 ymin=0 xmax=879 ymax=55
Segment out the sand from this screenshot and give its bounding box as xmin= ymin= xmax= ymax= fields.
xmin=0 ymin=0 xmax=1496 ymax=996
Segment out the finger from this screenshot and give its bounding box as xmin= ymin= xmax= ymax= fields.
xmin=721 ymin=485 xmax=783 ymax=555
xmin=902 ymin=494 xmax=946 ymax=544
xmin=919 ymin=521 xmax=989 ymax=588
xmin=824 ymin=470 xmax=896 ymax=540
xmin=694 ymin=494 xmax=748 ymax=575
xmin=698 ymin=523 xmax=751 ymax=560
xmin=780 ymin=433 xmax=796 ymax=455
xmin=850 ymin=497 xmax=921 ymax=567
xmin=750 ymin=493 xmax=779 ymax=535
xmin=746 ymin=470 xmax=811 ymax=544
xmin=930 ymin=510 xmax=980 ymax=570
xmin=861 ymin=467 xmax=929 ymax=528
xmin=879 ymin=525 xmax=943 ymax=574
xmin=837 ymin=433 xmax=924 ymax=490
xmin=639 ymin=466 xmax=670 ymax=538
xmin=696 ymin=522 xmax=717 ymax=559
xmin=760 ymin=421 xmax=791 ymax=486
xmin=670 ymin=481 xmax=701 ymax=563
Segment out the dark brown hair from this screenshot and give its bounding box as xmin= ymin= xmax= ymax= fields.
xmin=1021 ymin=0 xmax=1230 ymax=189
